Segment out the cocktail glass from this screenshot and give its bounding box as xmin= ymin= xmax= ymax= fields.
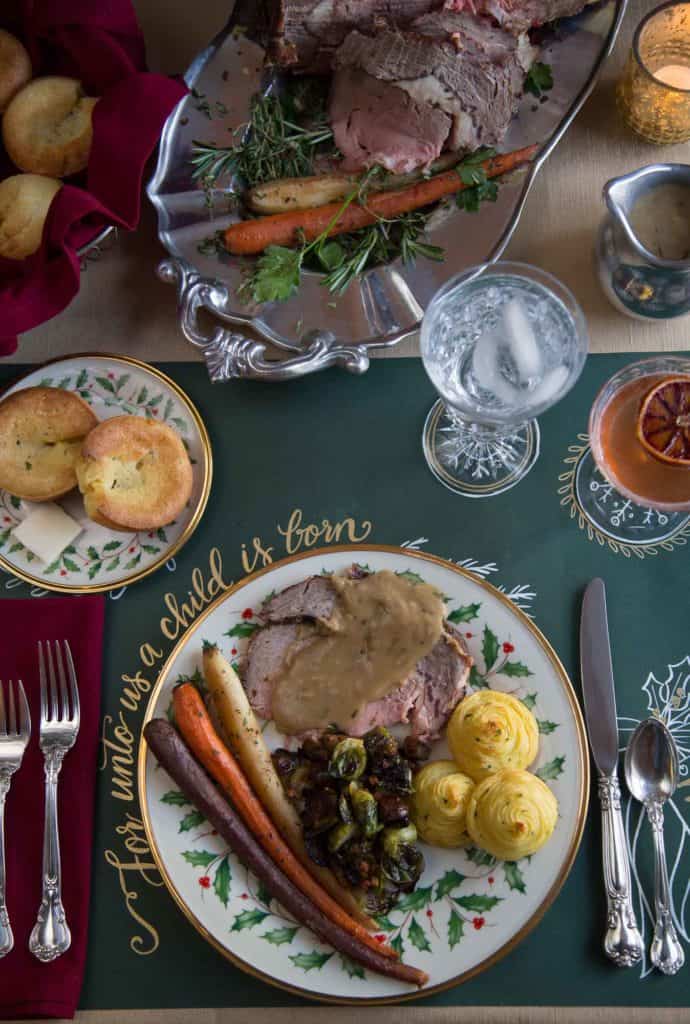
xmin=420 ymin=261 xmax=589 ymax=498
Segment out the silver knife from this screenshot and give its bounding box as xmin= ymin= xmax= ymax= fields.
xmin=581 ymin=578 xmax=643 ymax=967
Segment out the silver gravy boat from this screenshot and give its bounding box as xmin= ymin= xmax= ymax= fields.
xmin=596 ymin=164 xmax=690 ymax=320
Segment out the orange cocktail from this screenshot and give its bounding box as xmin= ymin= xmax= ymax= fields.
xmin=590 ymin=357 xmax=690 ymax=513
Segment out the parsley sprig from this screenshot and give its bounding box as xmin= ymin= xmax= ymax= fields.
xmin=456 ymin=148 xmax=500 ymax=213
xmin=524 ymin=61 xmax=554 ymax=98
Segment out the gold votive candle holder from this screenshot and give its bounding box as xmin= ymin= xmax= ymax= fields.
xmin=617 ymin=0 xmax=690 ymax=143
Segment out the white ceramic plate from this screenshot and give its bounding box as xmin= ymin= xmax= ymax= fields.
xmin=0 ymin=354 xmax=212 ymax=593
xmin=139 ymin=546 xmax=588 ymax=1003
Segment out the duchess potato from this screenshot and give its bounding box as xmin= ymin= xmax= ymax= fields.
xmin=466 ymin=768 xmax=558 ymax=860
xmin=411 ymin=760 xmax=475 ymax=848
xmin=447 ymin=689 xmax=539 ymax=782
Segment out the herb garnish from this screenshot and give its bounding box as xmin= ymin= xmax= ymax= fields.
xmin=456 ymin=148 xmax=500 ymax=213
xmin=524 ymin=61 xmax=554 ymax=98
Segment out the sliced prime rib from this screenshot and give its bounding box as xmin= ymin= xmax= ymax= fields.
xmin=329 ymin=14 xmax=536 ymax=171
xmin=443 ymin=0 xmax=596 ymax=35
xmin=246 ymin=573 xmax=472 ymax=740
xmin=266 ymin=0 xmax=441 ymax=71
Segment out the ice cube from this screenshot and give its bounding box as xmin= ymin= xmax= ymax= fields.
xmin=472 ymin=329 xmax=520 ymax=405
xmin=502 ymin=298 xmax=542 ymax=383
xmin=528 ymin=365 xmax=570 ymax=407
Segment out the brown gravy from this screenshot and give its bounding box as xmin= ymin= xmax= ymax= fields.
xmin=629 ymin=184 xmax=690 ymax=261
xmin=271 ymin=570 xmax=445 ymax=734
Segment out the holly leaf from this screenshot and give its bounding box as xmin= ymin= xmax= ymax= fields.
xmin=105 ymin=556 xmax=120 ymax=572
xmin=9 ymin=495 xmax=21 ymax=509
xmin=434 ymin=869 xmax=465 ymax=900
xmin=521 ymin=692 xmax=538 ymax=710
xmin=214 ymin=856 xmax=231 ymax=907
xmin=142 ymin=544 xmax=160 ymax=555
xmin=125 ymin=553 xmax=142 ymax=570
xmin=263 ymin=926 xmax=298 ymax=946
xmin=76 ymin=368 xmax=88 ymax=389
xmin=231 ymin=909 xmax=269 ymax=931
xmin=96 ymin=376 xmax=115 ymax=393
xmin=182 ymin=849 xmax=216 ymax=868
xmin=448 ymin=909 xmax=464 ymax=949
xmin=454 ymin=894 xmax=502 ymax=912
xmin=499 ymin=661 xmax=533 ymax=678
xmin=537 ymin=719 xmax=559 ymax=734
xmin=391 ymin=933 xmax=404 ymax=958
xmin=136 ymin=386 xmax=149 ymax=404
xmin=62 ymin=557 xmax=80 ymax=572
xmin=482 ymin=626 xmax=499 ymax=671
xmin=87 ymin=546 xmax=100 ymax=561
xmin=469 ymin=665 xmax=488 ymax=689
xmin=225 ymin=622 xmax=258 ymax=639
xmin=465 ymin=847 xmax=496 ymax=867
xmin=115 ymin=373 xmax=130 ymax=392
xmin=289 ymin=951 xmax=333 ymax=972
xmin=103 ymin=539 xmax=121 ymax=552
xmin=43 ymin=558 xmax=60 ymax=574
xmin=503 ymin=861 xmax=526 ymax=894
xmin=163 ymin=398 xmax=174 ymax=420
xmin=256 ymin=882 xmax=273 ymax=907
xmin=162 ymin=789 xmax=190 ymax=806
xmin=447 ymin=603 xmax=481 ymax=624
xmin=247 ymin=245 xmax=303 ymax=303
xmin=147 ymin=393 xmax=164 ymax=408
xmin=395 ymin=569 xmax=426 ymax=585
xmin=157 ymin=527 xmax=168 ymax=543
xmin=525 ymin=60 xmax=554 ymax=97
xmin=8 ymin=542 xmax=23 ymax=553
xmin=178 ymin=810 xmax=205 ymax=833
xmin=373 ymin=915 xmax=396 ymax=932
xmin=339 ymin=954 xmax=365 ymax=979
xmin=408 ymin=917 xmax=432 ymax=952
xmin=394 ymin=886 xmax=433 ymax=912
xmin=88 ymin=562 xmax=102 ymax=580
xmin=536 ymin=756 xmax=565 ymax=781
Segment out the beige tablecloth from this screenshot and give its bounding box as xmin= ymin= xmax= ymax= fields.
xmin=5 ymin=0 xmax=690 ymax=1020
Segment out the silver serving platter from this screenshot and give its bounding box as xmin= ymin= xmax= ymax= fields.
xmin=148 ymin=0 xmax=626 ymax=381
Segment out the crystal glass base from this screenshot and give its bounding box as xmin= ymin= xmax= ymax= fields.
xmin=575 ymin=447 xmax=690 ymax=544
xmin=422 ymin=399 xmax=540 ymax=498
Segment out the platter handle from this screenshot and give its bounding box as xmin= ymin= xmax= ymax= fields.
xmin=158 ymin=257 xmax=372 ymax=381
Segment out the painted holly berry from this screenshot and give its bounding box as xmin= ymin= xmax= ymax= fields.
xmin=199 ymin=876 xmax=211 ymax=889
xmin=374 ymin=934 xmax=386 ymax=944
xmin=488 ymin=876 xmax=495 ymax=885
xmin=426 ymin=909 xmax=433 ymax=918
xmin=60 ymin=569 xmax=67 ymax=577
xmin=466 ymin=632 xmax=474 ymax=639
xmin=242 ymin=608 xmax=254 ymax=620
xmin=473 ymin=917 xmax=485 ymax=930
xmin=503 ymin=642 xmax=515 ymax=654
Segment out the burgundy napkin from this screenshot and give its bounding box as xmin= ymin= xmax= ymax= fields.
xmin=0 ymin=596 xmax=105 ymax=1020
xmin=0 ymin=0 xmax=188 ymax=353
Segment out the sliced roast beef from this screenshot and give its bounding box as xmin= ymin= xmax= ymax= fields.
xmin=443 ymin=0 xmax=595 ymax=35
xmin=245 ymin=574 xmax=472 ymax=740
xmin=267 ymin=0 xmax=442 ymax=71
xmin=330 ymin=67 xmax=452 ymax=172
xmin=330 ymin=15 xmax=535 ymax=169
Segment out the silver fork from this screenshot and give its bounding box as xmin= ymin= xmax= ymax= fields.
xmin=0 ymin=679 xmax=31 ymax=958
xmin=29 ymin=641 xmax=80 ymax=962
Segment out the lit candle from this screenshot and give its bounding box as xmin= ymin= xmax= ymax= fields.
xmin=654 ymin=63 xmax=690 ymax=89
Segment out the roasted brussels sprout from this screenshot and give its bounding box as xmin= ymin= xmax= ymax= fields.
xmin=328 ymin=821 xmax=358 ymax=852
xmin=382 ymin=824 xmax=418 ymax=858
xmin=377 ymin=755 xmax=412 ymax=794
xmin=329 ymin=738 xmax=367 ymax=781
xmin=349 ymin=783 xmax=380 ymax=837
xmin=382 ymin=843 xmax=424 ymax=888
xmin=376 ymin=792 xmax=410 ymax=826
xmin=272 ymin=748 xmax=299 ymax=777
xmin=338 ymin=790 xmax=353 ymax=824
xmin=364 ymin=726 xmax=398 ymax=762
xmin=301 ymin=787 xmax=339 ymax=833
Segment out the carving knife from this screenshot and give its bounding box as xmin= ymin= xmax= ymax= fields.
xmin=580 ymin=577 xmax=643 ymax=967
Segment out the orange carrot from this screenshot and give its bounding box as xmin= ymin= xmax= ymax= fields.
xmin=225 ymin=145 xmax=538 ymax=256
xmin=172 ymin=683 xmax=398 ymax=961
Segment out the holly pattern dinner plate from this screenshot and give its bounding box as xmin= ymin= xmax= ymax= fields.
xmin=139 ymin=546 xmax=588 ymax=1003
xmin=0 ymin=354 xmax=212 ymax=594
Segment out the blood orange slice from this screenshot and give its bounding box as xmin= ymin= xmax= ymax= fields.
xmin=637 ymin=376 xmax=690 ymax=466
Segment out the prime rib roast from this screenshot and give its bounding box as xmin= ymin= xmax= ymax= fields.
xmin=263 ymin=0 xmax=598 ymax=173
xmin=243 ymin=573 xmax=472 ymax=740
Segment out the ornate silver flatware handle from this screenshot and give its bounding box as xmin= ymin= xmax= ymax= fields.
xmin=647 ymin=801 xmax=685 ymax=975
xmin=598 ymin=774 xmax=643 ymax=967
xmin=0 ymin=779 xmax=14 ymax=957
xmin=29 ymin=752 xmax=71 ymax=961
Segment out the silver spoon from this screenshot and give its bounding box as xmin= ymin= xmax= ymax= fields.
xmin=624 ymin=717 xmax=685 ymax=975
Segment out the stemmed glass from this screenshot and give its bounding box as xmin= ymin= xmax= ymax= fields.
xmin=420 ymin=262 xmax=589 ymax=498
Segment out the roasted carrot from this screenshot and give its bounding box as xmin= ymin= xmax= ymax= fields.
xmin=172 ymin=683 xmax=397 ymax=961
xmin=145 ymin=718 xmax=428 ymax=987
xmin=225 ymin=145 xmax=538 ymax=256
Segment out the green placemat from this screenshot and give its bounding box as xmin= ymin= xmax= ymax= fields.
xmin=1 ymin=356 xmax=688 ymax=1009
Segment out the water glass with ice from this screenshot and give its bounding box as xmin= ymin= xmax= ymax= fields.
xmin=420 ymin=261 xmax=589 ymax=497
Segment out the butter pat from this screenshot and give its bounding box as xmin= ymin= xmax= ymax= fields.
xmin=11 ymin=503 xmax=83 ymax=564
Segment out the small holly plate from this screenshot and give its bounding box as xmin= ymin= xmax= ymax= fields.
xmin=139 ymin=546 xmax=588 ymax=1004
xmin=0 ymin=354 xmax=212 ymax=593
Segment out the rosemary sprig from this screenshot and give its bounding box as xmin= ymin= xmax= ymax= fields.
xmin=190 ymin=93 xmax=335 ymax=190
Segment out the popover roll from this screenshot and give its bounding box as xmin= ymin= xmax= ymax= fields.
xmin=447 ymin=689 xmax=539 ymax=781
xmin=3 ymin=76 xmax=98 ymax=177
xmin=0 ymin=29 xmax=32 ymax=112
xmin=76 ymin=415 xmax=193 ymax=531
xmin=411 ymin=760 xmax=475 ymax=848
xmin=0 ymin=386 xmax=98 ymax=500
xmin=0 ymin=174 xmax=62 ymax=259
xmin=466 ymin=768 xmax=558 ymax=860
